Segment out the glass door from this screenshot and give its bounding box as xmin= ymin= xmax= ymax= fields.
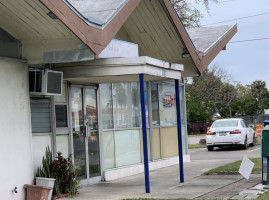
xmin=70 ymin=86 xmax=101 ymax=181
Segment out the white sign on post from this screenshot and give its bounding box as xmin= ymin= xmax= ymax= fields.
xmin=239 ymin=156 xmax=254 ymax=180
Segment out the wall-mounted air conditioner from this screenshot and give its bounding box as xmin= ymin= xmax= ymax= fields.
xmin=29 ymin=68 xmax=63 ymax=96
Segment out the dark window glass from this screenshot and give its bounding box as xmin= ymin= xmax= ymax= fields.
xmin=29 ymin=70 xmax=42 ymax=92
xmin=56 ymin=105 xmax=68 ymax=127
xmin=0 ymin=28 xmax=20 ymax=58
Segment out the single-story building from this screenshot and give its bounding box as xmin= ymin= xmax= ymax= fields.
xmin=0 ymin=0 xmax=237 ymax=199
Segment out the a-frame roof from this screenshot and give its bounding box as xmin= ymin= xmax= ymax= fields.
xmin=39 ymin=0 xmax=237 ymax=75
xmin=0 ymin=0 xmax=236 ymax=76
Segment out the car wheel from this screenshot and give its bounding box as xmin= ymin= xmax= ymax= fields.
xmin=242 ymin=136 xmax=248 ymax=149
xmin=250 ymin=134 xmax=256 ymax=146
xmin=207 ymin=146 xmax=214 ymax=151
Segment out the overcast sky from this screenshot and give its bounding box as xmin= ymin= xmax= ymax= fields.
xmin=191 ymin=0 xmax=269 ymax=86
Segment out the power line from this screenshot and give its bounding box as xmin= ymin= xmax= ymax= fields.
xmin=229 ymin=37 xmax=269 ymax=44
xmin=218 ymin=0 xmax=236 ymax=3
xmin=203 ymin=11 xmax=269 ymax=26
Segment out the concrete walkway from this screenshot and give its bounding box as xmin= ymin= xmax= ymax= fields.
xmin=63 ymin=158 xmax=263 ymax=200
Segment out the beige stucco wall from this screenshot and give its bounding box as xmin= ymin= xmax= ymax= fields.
xmin=0 ymin=58 xmax=34 ymax=200
xmin=161 ymin=127 xmax=178 ymax=158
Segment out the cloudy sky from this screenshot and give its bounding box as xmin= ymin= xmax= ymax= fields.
xmin=192 ymin=0 xmax=269 ymax=86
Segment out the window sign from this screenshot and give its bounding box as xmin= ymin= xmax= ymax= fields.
xmin=163 ymin=93 xmax=174 ymax=107
xmin=159 ymin=84 xmax=177 ymax=126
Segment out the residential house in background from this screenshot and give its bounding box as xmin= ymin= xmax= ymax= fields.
xmin=0 ymin=0 xmax=237 ymax=199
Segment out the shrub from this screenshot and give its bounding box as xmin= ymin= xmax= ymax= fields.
xmin=36 ymin=147 xmax=79 ymax=196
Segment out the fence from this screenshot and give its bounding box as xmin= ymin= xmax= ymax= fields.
xmin=242 ymin=115 xmax=269 ymax=125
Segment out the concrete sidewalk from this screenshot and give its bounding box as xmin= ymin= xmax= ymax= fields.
xmin=63 ymin=158 xmax=263 ymax=200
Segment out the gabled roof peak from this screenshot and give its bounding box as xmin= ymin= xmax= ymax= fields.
xmin=65 ymin=0 xmax=129 ymax=29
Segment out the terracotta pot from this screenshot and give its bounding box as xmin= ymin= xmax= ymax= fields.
xmin=24 ymin=184 xmax=52 ymax=200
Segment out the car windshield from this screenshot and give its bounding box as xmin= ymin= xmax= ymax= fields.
xmin=212 ymin=120 xmax=238 ymax=128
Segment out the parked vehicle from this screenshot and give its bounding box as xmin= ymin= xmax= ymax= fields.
xmin=206 ymin=118 xmax=255 ymax=151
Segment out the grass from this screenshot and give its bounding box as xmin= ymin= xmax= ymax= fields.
xmin=188 ymin=143 xmax=206 ymax=149
xmin=204 ymin=158 xmax=262 ymax=175
xmin=256 ymin=190 xmax=269 ymax=200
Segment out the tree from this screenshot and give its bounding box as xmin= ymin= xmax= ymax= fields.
xmin=218 ymin=83 xmax=237 ymax=118
xmin=171 ymin=0 xmax=218 ymax=27
xmin=250 ymin=80 xmax=269 ymax=114
xmin=186 ymin=65 xmax=233 ymax=122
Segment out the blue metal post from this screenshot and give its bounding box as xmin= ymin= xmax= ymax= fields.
xmin=175 ymin=79 xmax=184 ymax=183
xmin=139 ymin=74 xmax=150 ymax=193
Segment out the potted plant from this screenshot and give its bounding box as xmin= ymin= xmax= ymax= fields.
xmin=36 ymin=147 xmax=56 ymax=200
xmin=36 ymin=147 xmax=79 ymax=199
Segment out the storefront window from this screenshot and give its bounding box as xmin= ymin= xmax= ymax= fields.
xmin=112 ymin=82 xmax=139 ymax=128
xmin=159 ymin=84 xmax=177 ymax=126
xmin=56 ymin=135 xmax=69 ymax=158
xmin=100 ymin=84 xmax=113 ymax=129
xmin=103 ymin=131 xmax=115 ymax=169
xmin=115 ymin=130 xmax=141 ymax=167
xmin=151 ymin=82 xmax=160 ymax=126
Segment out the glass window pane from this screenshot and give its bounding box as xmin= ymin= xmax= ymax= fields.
xmin=88 ymin=131 xmax=100 ymax=177
xmin=103 ymin=131 xmax=115 ymax=169
xmin=100 ymin=84 xmax=113 ymax=129
xmin=55 ymin=105 xmax=67 ymax=127
xmin=56 ymin=135 xmax=69 ymax=158
xmin=70 ymin=87 xmax=86 ymax=178
xmin=180 ymin=85 xmax=186 ymax=125
xmin=131 ymin=82 xmax=139 ymax=127
xmin=143 ymin=82 xmax=149 ymax=127
xmin=0 ymin=27 xmax=20 ymax=58
xmin=151 ymin=82 xmax=160 ymax=126
xmin=159 ymin=84 xmax=177 ymax=126
xmin=113 ymin=83 xmax=139 ymax=128
xmin=115 ymin=130 xmax=141 ymax=167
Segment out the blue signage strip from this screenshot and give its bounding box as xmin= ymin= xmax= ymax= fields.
xmin=175 ymin=80 xmax=184 ymax=183
xmin=139 ymin=74 xmax=150 ymax=193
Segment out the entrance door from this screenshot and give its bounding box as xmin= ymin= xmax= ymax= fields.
xmin=70 ymin=86 xmax=101 ymax=183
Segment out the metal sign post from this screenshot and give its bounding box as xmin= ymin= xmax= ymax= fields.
xmin=139 ymin=74 xmax=150 ymax=193
xmin=175 ymin=80 xmax=184 ymax=183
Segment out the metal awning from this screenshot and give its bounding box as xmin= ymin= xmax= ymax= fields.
xmin=53 ymin=56 xmax=183 ymax=83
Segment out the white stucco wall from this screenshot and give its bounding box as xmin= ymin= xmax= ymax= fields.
xmin=0 ymin=58 xmax=34 ymax=200
xmin=32 ymin=134 xmax=52 ymax=173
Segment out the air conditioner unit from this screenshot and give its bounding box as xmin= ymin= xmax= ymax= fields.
xmin=29 ymin=68 xmax=63 ymax=96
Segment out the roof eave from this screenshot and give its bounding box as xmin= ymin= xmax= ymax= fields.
xmin=39 ymin=0 xmax=141 ymax=57
xmin=161 ymin=0 xmax=203 ymax=74
xmin=200 ymin=24 xmax=238 ymax=73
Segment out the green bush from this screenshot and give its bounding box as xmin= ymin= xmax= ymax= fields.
xmin=36 ymin=147 xmax=79 ymax=196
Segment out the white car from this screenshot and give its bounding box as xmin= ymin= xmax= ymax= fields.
xmin=206 ymin=118 xmax=255 ymax=151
